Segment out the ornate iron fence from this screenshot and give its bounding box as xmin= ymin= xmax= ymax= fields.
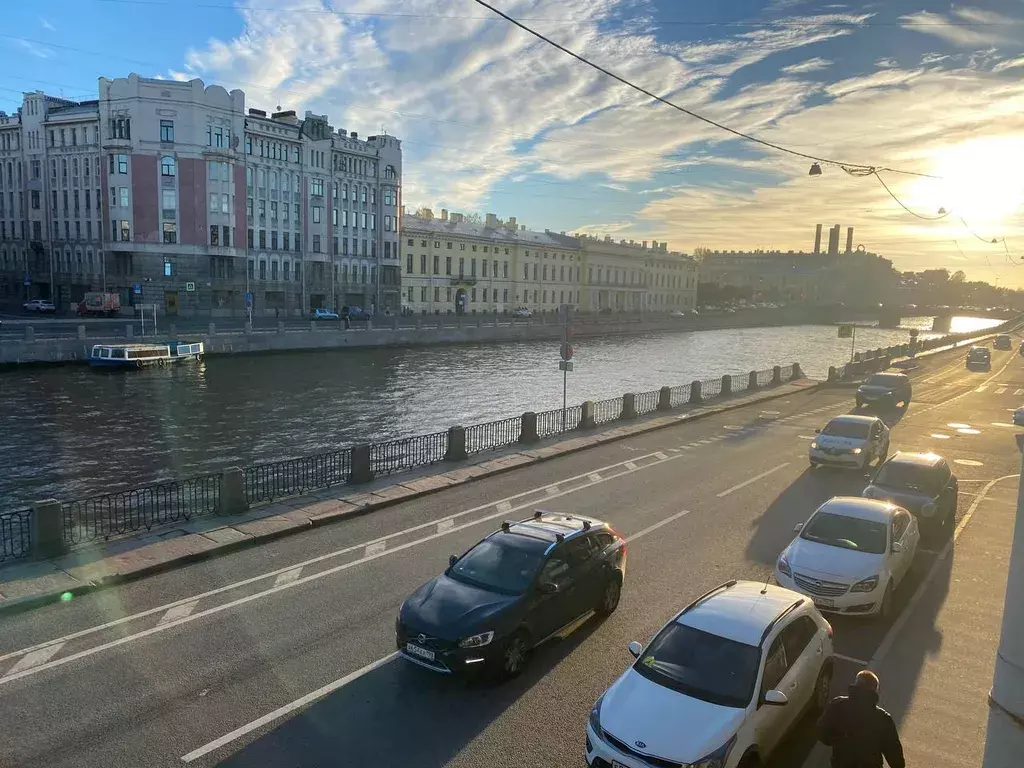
xmin=370 ymin=431 xmax=448 ymax=476
xmin=756 ymin=368 xmax=775 ymax=387
xmin=635 ymin=390 xmax=660 ymax=416
xmin=245 ymin=450 xmax=352 ymax=505
xmin=780 ymin=364 xmax=795 ymax=381
xmin=593 ymin=396 xmax=623 ymax=424
xmin=536 ymin=405 xmax=583 ymax=438
xmin=669 ymin=384 xmax=691 ymax=407
xmin=701 ymin=377 xmax=723 ymax=400
xmin=63 ymin=474 xmax=221 ymax=545
xmin=731 ymin=375 xmax=750 ymax=394
xmin=466 ymin=416 xmax=522 ymax=454
xmin=0 ymin=508 xmax=32 ymax=562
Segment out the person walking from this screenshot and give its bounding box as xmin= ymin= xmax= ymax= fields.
xmin=818 ymin=670 xmax=905 ymax=768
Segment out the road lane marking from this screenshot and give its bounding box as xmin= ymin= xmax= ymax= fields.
xmin=1 ymin=643 xmax=66 ymax=679
xmin=1016 ymin=389 xmax=1023 ymax=396
xmin=624 ymin=462 xmax=637 ymax=470
xmin=273 ymin=569 xmax=302 ymax=588
xmin=157 ymin=601 xmax=199 ymax=626
xmin=717 ymin=463 xmax=791 ymax=498
xmin=626 ymin=511 xmax=690 ymax=543
xmin=870 ymin=472 xmax=1019 ymax=665
xmin=833 ymin=653 xmax=869 ymax=666
xmin=180 ymin=652 xmax=401 ymax=763
xmin=496 ymin=500 xmax=512 ymax=513
xmin=654 ymin=451 xmax=668 ymax=460
xmin=436 ymin=519 xmax=454 ymax=534
xmin=364 ymin=541 xmax=386 ymax=557
xmin=588 ymin=473 xmax=602 ymax=482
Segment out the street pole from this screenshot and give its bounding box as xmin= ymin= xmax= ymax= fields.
xmin=850 ymin=323 xmax=856 ymax=363
xmin=982 ymin=440 xmax=1024 ymax=766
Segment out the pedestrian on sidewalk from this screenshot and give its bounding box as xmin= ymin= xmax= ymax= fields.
xmin=818 ymin=669 xmax=905 ymax=768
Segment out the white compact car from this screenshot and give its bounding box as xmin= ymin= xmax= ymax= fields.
xmin=809 ymin=415 xmax=889 ymax=470
xmin=586 ymin=580 xmax=834 ymax=768
xmin=775 ymin=497 xmax=919 ymax=619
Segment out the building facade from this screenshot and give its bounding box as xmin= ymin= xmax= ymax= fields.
xmin=0 ymin=73 xmax=402 ymax=317
xmin=400 ymin=209 xmax=697 ymax=314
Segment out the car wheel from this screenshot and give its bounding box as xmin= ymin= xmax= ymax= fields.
xmin=855 ymin=399 xmax=864 ymax=409
xmin=737 ymin=752 xmax=761 ymax=768
xmin=499 ymin=631 xmax=529 ymax=679
xmin=877 ymin=582 xmax=894 ymax=620
xmin=596 ymin=575 xmax=622 ymax=616
xmin=809 ymin=459 xmax=819 ymax=468
xmin=812 ymin=663 xmax=833 ymax=714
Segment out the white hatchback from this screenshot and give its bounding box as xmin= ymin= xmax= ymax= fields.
xmin=586 ymin=581 xmax=833 ymax=768
xmin=809 ymin=415 xmax=889 ymax=470
xmin=775 ymin=497 xmax=919 ymax=619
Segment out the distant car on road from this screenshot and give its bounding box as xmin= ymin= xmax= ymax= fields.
xmin=775 ymin=497 xmax=919 ymax=619
xmin=670 ymin=309 xmax=688 ymax=317
xmin=397 ymin=511 xmax=626 ymax=679
xmin=512 ymin=307 xmax=532 ymax=318
xmin=23 ymin=299 xmax=56 ymax=314
xmin=809 ymin=414 xmax=889 ymax=471
xmin=855 ymin=372 xmax=912 ymax=410
xmin=863 ymin=451 xmax=958 ymax=541
xmin=586 ymin=580 xmax=834 ymax=768
xmin=341 ymin=306 xmax=371 ymax=321
xmin=966 ymin=346 xmax=992 ymax=370
xmin=311 ymin=308 xmax=339 ymax=320
xmin=994 ymin=334 xmax=1013 ymax=350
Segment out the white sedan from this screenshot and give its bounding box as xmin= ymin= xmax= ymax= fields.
xmin=775 ymin=497 xmax=919 ymax=619
xmin=809 ymin=415 xmax=889 ymax=470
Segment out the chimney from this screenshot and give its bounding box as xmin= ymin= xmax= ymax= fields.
xmin=507 ymin=216 xmax=517 ymax=230
xmin=845 ymin=227 xmax=854 ymax=254
xmin=520 ymin=224 xmax=525 ymax=231
xmin=421 ymin=207 xmax=433 ymax=220
xmin=642 ymin=240 xmax=648 ymax=249
xmin=827 ymin=225 xmax=841 ymax=256
xmin=451 ymin=212 xmax=464 ymax=224
xmin=652 ymin=240 xmax=658 ymax=250
xmin=440 ymin=208 xmax=448 ymax=221
xmin=485 ymin=213 xmax=498 ymax=228
xmin=813 ymin=224 xmax=822 ymax=254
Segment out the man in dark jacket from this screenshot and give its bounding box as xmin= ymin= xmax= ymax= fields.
xmin=818 ymin=670 xmax=905 ymax=768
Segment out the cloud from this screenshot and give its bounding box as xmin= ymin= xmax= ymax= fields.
xmin=780 ymin=57 xmax=833 ymax=75
xmin=994 ymin=55 xmax=1024 ymax=73
xmin=901 ymin=7 xmax=1020 ymax=48
xmin=13 ymin=38 xmax=54 ymax=59
xmin=39 ymin=17 xmax=55 ymax=32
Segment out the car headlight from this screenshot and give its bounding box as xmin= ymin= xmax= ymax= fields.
xmin=458 ymin=631 xmax=495 ymax=649
xmin=692 ymin=735 xmax=737 ymax=768
xmin=921 ymin=502 xmax=937 ymax=517
xmin=851 ymin=575 xmax=879 ymax=593
xmin=777 ymin=554 xmax=792 ymax=578
xmin=589 ymin=693 xmax=605 ymax=734
xmin=810 ymin=441 xmax=819 ymax=450
xmin=851 ymin=448 xmax=862 ymax=455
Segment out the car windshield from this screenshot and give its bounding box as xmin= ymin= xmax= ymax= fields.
xmin=801 ymin=512 xmax=887 ymax=555
xmin=448 ymin=537 xmax=544 ymax=595
xmin=865 ymin=374 xmax=903 ymax=388
xmin=821 ymin=420 xmax=870 ymax=439
xmin=968 ymin=348 xmax=989 ymax=358
xmin=633 ymin=623 xmax=760 ymax=708
xmin=874 ymin=462 xmax=942 ymax=494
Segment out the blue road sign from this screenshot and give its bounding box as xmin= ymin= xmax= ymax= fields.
xmin=133 ymin=283 xmax=142 ymax=295
xmin=245 ymin=291 xmax=253 ymax=307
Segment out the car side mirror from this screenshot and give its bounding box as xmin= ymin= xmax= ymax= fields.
xmin=538 ymin=581 xmax=558 ymax=595
xmin=628 ymin=641 xmax=643 ymax=658
xmin=448 ymin=554 xmax=458 ymax=568
xmin=814 ymin=428 xmax=820 ymax=434
xmin=793 ymin=522 xmax=804 ymax=533
xmin=891 ymin=541 xmax=903 ymax=554
xmin=764 ymin=690 xmax=789 ymax=706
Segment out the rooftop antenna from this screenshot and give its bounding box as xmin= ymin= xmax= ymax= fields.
xmin=760 ymin=570 xmax=772 ymax=595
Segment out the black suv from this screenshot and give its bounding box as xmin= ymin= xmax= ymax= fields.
xmin=966 ymin=346 xmax=992 ymax=370
xmin=856 ymin=372 xmax=912 ymax=410
xmin=862 ymin=452 xmax=959 ymax=540
xmin=994 ymin=334 xmax=1013 ymax=350
xmin=397 ymin=512 xmax=626 ymax=679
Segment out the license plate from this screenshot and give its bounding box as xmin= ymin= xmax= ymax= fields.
xmin=813 ymin=597 xmax=835 ymax=609
xmin=405 ymin=643 xmax=435 ymax=661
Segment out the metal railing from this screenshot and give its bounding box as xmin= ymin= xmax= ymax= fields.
xmin=245 ymin=450 xmax=351 ymax=505
xmin=466 ymin=416 xmax=522 ymax=454
xmin=731 ymin=375 xmax=750 ymax=394
xmin=756 ymin=368 xmax=775 ymax=387
xmin=780 ymin=364 xmax=795 ymax=382
xmin=63 ymin=473 xmax=221 ymax=545
xmin=701 ymin=377 xmax=723 ymax=399
xmin=370 ymin=431 xmax=448 ymax=476
xmin=593 ymin=396 xmax=623 ymax=425
xmin=635 ymin=390 xmax=660 ymax=416
xmin=0 ymin=508 xmax=32 ymax=562
xmin=669 ymin=384 xmax=691 ymax=407
xmin=537 ymin=405 xmax=582 ymax=438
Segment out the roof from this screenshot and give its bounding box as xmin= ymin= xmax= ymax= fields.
xmin=886 ymin=451 xmax=943 ymax=467
xmin=496 ymin=512 xmax=604 ymax=546
xmin=676 ymin=581 xmax=801 ymax=647
xmin=402 ymin=214 xmax=576 ymax=249
xmin=826 ymin=414 xmax=879 ymax=426
xmin=818 ymin=496 xmax=898 ymax=523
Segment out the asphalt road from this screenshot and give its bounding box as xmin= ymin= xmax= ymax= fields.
xmin=1 ymin=342 xmax=1021 ymax=768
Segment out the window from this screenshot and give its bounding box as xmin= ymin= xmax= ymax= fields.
xmin=420 ymin=286 xmax=427 ymax=302
xmin=210 ymin=193 xmax=220 ymax=213
xmin=210 ymin=225 xmax=219 ymax=246
xmin=311 ymin=178 xmax=324 ymax=196
xmin=406 ymin=254 xmax=413 ymax=274
xmin=503 ymin=288 xmax=508 ymax=303
xmin=30 ymin=190 xmax=39 ymax=210
xmin=259 ymin=261 xmax=266 ymax=280
xmin=446 ymin=256 xmax=452 ymax=275
xmin=157 ymin=155 xmax=176 ymax=177
xmin=214 ymin=127 xmax=223 ymax=148
xmin=119 ymin=188 xmax=129 ymax=208
xmin=503 ymin=261 xmax=509 ymax=278
xmin=459 ymin=257 xmax=465 ymax=276
xmin=482 ymin=260 xmax=488 ymax=278
xmin=160 ymin=120 xmax=174 ymax=142
xmin=119 ymin=220 xmax=130 ymax=241
xmin=245 ymin=136 xmax=252 ymax=154
xmin=761 ymin=636 xmax=789 ymax=698
xmin=360 ymin=212 xmax=367 ymax=229
xmin=113 ymin=154 xmax=128 ymax=174
xmin=283 ymin=232 xmax=290 ymax=250
xmin=433 ymin=254 xmax=440 ymax=274
xmin=312 ymin=206 xmax=322 ymax=223
xmin=259 ymin=230 xmax=266 ymax=248
xmin=283 ymin=262 xmax=290 ymax=281
xmin=384 ymin=214 xmax=391 ymax=231
xmin=313 ymin=234 xmax=321 ymax=253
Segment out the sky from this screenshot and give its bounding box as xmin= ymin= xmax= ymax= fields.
xmin=2 ymin=0 xmax=1024 ymax=284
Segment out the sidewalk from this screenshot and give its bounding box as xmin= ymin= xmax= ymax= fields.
xmin=0 ymin=379 xmax=821 ymax=615
xmin=806 ymin=475 xmax=1019 ymax=768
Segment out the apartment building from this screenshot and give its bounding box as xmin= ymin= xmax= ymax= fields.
xmin=0 ymin=73 xmax=402 ymax=317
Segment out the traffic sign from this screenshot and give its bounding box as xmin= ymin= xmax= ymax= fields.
xmin=837 ymin=324 xmax=853 ymax=338
xmin=185 ymin=281 xmax=196 ymax=292
xmin=559 ymin=360 xmax=574 ymax=372
xmin=133 ymin=283 xmax=142 ymax=295
xmin=560 ymin=341 xmax=574 ymax=361
xmin=245 ymin=292 xmax=253 ymax=308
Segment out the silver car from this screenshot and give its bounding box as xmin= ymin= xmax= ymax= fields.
xmin=810 ymin=415 xmax=890 ymax=470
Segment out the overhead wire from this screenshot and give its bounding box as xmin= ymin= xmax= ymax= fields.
xmin=872 ymin=172 xmax=949 ymax=220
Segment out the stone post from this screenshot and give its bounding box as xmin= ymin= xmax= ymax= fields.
xmin=32 ymin=499 xmax=66 ymax=559
xmin=792 ymin=362 xmax=803 ymax=380
xmin=445 ymin=426 xmax=467 ymax=461
xmin=170 ymin=324 xmax=178 ymax=336
xmin=350 ymin=444 xmax=373 ymax=484
xmin=721 ymin=374 xmax=732 ymax=397
xmin=416 ymin=317 xmax=423 ymax=330
xmin=219 ymin=467 xmax=248 ymax=516
xmin=622 ymin=393 xmax=637 ymax=419
xmin=209 ymin=322 xmax=216 ymax=336
xmin=77 ymin=325 xmax=86 ymax=340
xmin=828 ymin=366 xmax=837 ymax=382
xmin=310 ymin=320 xmax=317 ymax=331
xmin=366 ymin=318 xmax=373 ymax=331
xmin=392 ymin=316 xmax=400 ymax=330
xmin=519 ymin=411 xmax=539 ymax=444
xmin=772 ymin=365 xmax=782 ymax=385
xmin=25 ymin=325 xmax=34 ymax=342
xmin=748 ymin=371 xmax=758 ymax=390
xmin=278 ymin=321 xmax=285 ymax=334
xmin=125 ymin=324 xmax=134 ymax=339
xmin=689 ymin=380 xmax=702 ymax=404
xmin=580 ymin=400 xmax=596 ymax=428
xmin=657 ymin=386 xmax=672 ymax=411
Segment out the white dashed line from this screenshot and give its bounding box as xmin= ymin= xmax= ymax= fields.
xmin=654 ymin=452 xmax=668 ymax=460
xmin=273 ymin=569 xmax=302 ymax=588
xmin=545 ymin=485 xmax=560 ymax=496
xmin=997 ymin=387 xmax=1007 ymax=395
xmin=436 ymin=519 xmax=455 ymax=533
xmin=625 ymin=510 xmax=691 ymax=542
xmin=1015 ymin=389 xmax=1023 ymax=396
xmin=717 ymin=463 xmax=791 ymax=498
xmin=157 ymin=600 xmax=199 ymax=626
xmin=588 ymin=473 xmax=602 ymax=482
xmin=624 ymin=461 xmax=637 ymax=471
xmin=976 ymin=386 xmax=988 ymax=393
xmin=1 ymin=643 xmax=66 ymax=679
xmin=833 ymin=653 xmax=870 ymax=666
xmin=364 ymin=541 xmax=386 ymax=557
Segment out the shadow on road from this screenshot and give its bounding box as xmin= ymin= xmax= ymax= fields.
xmin=217 ymin=616 xmax=609 ymax=767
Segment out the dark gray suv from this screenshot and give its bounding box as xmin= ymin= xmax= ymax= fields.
xmin=862 ymin=452 xmax=958 ymax=540
xmin=856 ymin=372 xmax=912 ymax=410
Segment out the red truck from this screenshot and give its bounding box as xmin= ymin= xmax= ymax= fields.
xmin=77 ymin=292 xmax=121 ymax=317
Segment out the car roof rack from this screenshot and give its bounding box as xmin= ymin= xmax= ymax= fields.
xmin=759 ymin=599 xmax=805 ymax=646
xmin=676 ymin=580 xmax=738 ymax=619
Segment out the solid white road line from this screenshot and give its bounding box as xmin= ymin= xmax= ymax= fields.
xmin=869 ymin=473 xmax=1019 ymax=666
xmin=833 ymin=652 xmax=870 ymax=666
xmin=1 ymin=643 xmax=66 ymax=679
xmin=180 ymin=652 xmax=400 ymax=763
xmin=0 ymin=451 xmax=670 ymax=668
xmin=157 ymin=601 xmax=199 ymax=627
xmin=716 ymin=463 xmax=791 ymax=498
xmin=273 ymin=569 xmax=302 ymax=588
xmin=625 ymin=511 xmax=690 ymax=543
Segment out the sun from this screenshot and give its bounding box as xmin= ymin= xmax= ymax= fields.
xmin=924 ymin=135 xmax=1024 ymax=227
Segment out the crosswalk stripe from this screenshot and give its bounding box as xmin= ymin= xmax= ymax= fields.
xmin=654 ymin=451 xmax=668 ymax=460
xmin=3 ymin=643 xmax=66 ymax=678
xmin=1015 ymin=389 xmax=1023 ymax=396
xmin=273 ymin=568 xmax=302 ymax=588
xmin=997 ymin=387 xmax=1007 ymax=395
xmin=624 ymin=461 xmax=637 ymax=471
xmin=157 ymin=600 xmax=199 ymax=626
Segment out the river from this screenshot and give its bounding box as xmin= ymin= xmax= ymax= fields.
xmin=0 ymin=316 xmax=1001 ymax=509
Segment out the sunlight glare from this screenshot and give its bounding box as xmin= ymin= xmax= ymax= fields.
xmin=927 ymin=136 xmax=1024 ymax=227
